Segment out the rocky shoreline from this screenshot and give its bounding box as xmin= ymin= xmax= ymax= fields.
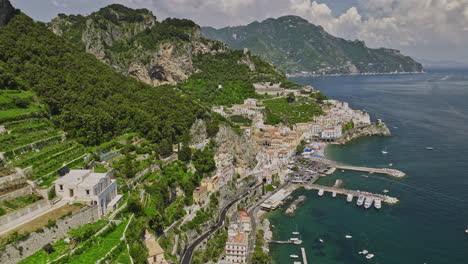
xmin=334 ymin=121 xmax=391 ymax=145
xmin=285 ymin=195 xmax=306 ymax=215
xmin=287 ymin=71 xmax=425 ymax=78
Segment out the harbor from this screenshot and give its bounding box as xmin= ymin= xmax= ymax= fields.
xmin=304 ymin=184 xmax=399 ymax=204
xmin=308 ymin=157 xmax=406 ymax=177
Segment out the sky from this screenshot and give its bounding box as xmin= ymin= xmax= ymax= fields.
xmin=10 ymin=0 xmax=468 ymax=64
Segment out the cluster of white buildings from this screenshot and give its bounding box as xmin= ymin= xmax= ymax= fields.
xmin=219 ymin=211 xmax=251 ymax=264
xmin=295 ymin=99 xmax=371 ymax=139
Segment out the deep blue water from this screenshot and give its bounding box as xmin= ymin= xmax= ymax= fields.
xmin=268 ymin=69 xmax=468 ymax=264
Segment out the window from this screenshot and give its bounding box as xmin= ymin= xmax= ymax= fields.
xmin=59 ymin=184 xmax=63 ymax=190
xmin=86 ymin=189 xmax=90 ymax=195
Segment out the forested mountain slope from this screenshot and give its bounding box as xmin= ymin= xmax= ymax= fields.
xmin=0 ymin=11 xmax=204 ymax=146
xmin=203 ymin=16 xmax=423 ymax=75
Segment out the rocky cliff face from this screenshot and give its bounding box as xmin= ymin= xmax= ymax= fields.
xmin=0 ymin=0 xmax=15 ymax=27
xmin=216 ymin=125 xmax=258 ymax=169
xmin=336 ymin=121 xmax=391 ymax=144
xmin=49 ymin=5 xmax=226 ymax=86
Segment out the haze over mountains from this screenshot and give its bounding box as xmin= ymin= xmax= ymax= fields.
xmin=202 ymin=16 xmax=423 ymax=75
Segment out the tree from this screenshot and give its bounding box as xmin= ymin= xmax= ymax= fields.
xmin=159 ymin=138 xmax=173 ymax=157
xmin=286 ymin=92 xmax=295 ymax=103
xmin=127 ymin=196 xmax=143 ymax=215
xmin=178 ymin=143 xmax=192 ymax=162
xmin=206 ymin=120 xmax=219 ymax=138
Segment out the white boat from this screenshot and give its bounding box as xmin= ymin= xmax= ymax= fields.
xmin=292 ymin=231 xmax=300 ymax=235
xmin=388 ymin=163 xmax=393 ymax=167
xmin=366 ymin=254 xmax=375 ymax=259
xmin=465 ymin=229 xmax=468 ymax=234
xmin=347 ymin=194 xmax=353 ymax=202
xmin=381 ymin=146 xmax=388 ymax=154
xmin=319 ymin=238 xmax=324 ymax=243
xmin=362 ymin=250 xmax=368 ymax=254
xmin=357 ymin=195 xmax=365 ymax=206
xmin=426 ymin=147 xmax=434 ymax=150
xmin=383 ymin=189 xmax=389 ymax=193
xmin=294 ymin=262 xmax=302 ymax=264
xmin=332 ymin=191 xmax=337 ymax=197
xmin=290 ymin=237 xmax=299 ymax=241
xmin=293 ymin=240 xmax=303 ymax=245
xmin=290 ymin=254 xmax=299 ymax=259
xmin=374 ymin=199 xmax=382 ymax=209
xmin=364 ymin=197 xmax=374 ymax=209
xmin=318 ymin=189 xmax=324 ymax=196
xmin=345 ymin=235 xmax=352 ymax=239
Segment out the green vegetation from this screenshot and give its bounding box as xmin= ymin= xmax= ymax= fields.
xmin=202 ymin=15 xmax=423 ymax=75
xmin=0 ymin=13 xmax=205 ymax=147
xmin=263 ymin=97 xmax=323 ymax=125
xmin=230 ymin=115 xmax=252 ymax=125
xmin=19 ymin=240 xmax=70 ymax=264
xmin=342 ymin=120 xmax=355 ymax=133
xmin=192 ymin=228 xmax=227 ymax=264
xmin=252 ymin=229 xmax=271 ymax=264
xmin=180 ymin=50 xmax=286 ymax=105
xmin=0 ymin=194 xmax=42 ymax=212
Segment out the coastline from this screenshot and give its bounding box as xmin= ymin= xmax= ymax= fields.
xmin=287 ymin=71 xmax=425 ymax=78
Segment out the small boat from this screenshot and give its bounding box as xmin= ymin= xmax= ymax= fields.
xmin=292 ymin=231 xmax=300 ymax=235
xmin=332 ymin=191 xmax=337 ymax=197
xmin=347 ymin=194 xmax=353 ymax=202
xmin=465 ymin=229 xmax=468 ymax=234
xmin=290 ymin=237 xmax=299 ymax=241
xmin=383 ymin=189 xmax=389 ymax=193
xmin=374 ymin=199 xmax=382 ymax=209
xmin=357 ymin=195 xmax=365 ymax=206
xmin=381 ymin=146 xmax=388 ymax=154
xmin=364 ymin=197 xmax=374 ymax=209
xmin=362 ymin=250 xmax=369 ymax=254
xmin=388 ymin=163 xmax=393 ymax=167
xmin=294 ymin=262 xmax=302 ymax=264
xmin=366 ymin=254 xmax=375 ymax=259
xmin=318 ymin=189 xmax=324 ymax=196
xmin=345 ymin=235 xmax=352 ymax=239
xmin=341 ymin=169 xmax=344 ymax=172
xmin=319 ymin=238 xmax=324 ymax=243
xmin=290 ymin=254 xmax=299 ymax=259
xmin=426 ymin=147 xmax=434 ymax=150
xmin=293 ymin=240 xmax=303 ymax=245
xmin=361 ymin=174 xmax=369 ymax=178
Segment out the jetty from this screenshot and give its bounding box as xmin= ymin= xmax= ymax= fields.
xmin=285 ymin=195 xmax=306 ymax=215
xmin=301 ymin=247 xmax=308 ymax=264
xmin=304 ymin=184 xmax=399 ymax=204
xmin=310 ymin=157 xmax=405 ymax=178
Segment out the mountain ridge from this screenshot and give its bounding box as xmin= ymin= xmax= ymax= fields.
xmin=202 ymin=15 xmax=423 ymax=75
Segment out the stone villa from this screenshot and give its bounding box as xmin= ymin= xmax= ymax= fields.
xmin=54 ymin=169 xmax=122 ymax=217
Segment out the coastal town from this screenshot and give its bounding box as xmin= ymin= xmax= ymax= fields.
xmin=0 ymin=79 xmax=403 ymax=264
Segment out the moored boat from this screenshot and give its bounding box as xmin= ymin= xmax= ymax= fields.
xmin=332 ymin=191 xmax=336 ymax=197
xmin=357 ymin=195 xmax=365 ymax=206
xmin=345 ymin=235 xmax=352 ymax=239
xmin=364 ymin=197 xmax=374 ymax=209
xmin=374 ymin=199 xmax=382 ymax=209
xmin=318 ymin=189 xmax=324 ymax=196
xmin=366 ymin=253 xmax=375 ymax=259
xmin=290 ymin=254 xmax=299 ymax=259
xmin=347 ymin=194 xmax=353 ymax=202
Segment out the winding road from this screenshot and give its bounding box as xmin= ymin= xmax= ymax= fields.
xmin=180 ymin=184 xmax=262 ymax=264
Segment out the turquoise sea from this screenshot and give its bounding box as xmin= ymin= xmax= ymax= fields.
xmin=268 ymin=69 xmax=468 ymax=264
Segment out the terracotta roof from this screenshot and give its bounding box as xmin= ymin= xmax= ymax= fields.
xmin=228 ymin=233 xmax=247 ymax=244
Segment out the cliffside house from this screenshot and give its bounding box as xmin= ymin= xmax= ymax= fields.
xmin=54 ymin=170 xmax=122 ymax=217
xmin=224 ymin=233 xmax=249 ymax=264
xmin=145 ymin=230 xmax=168 ymax=264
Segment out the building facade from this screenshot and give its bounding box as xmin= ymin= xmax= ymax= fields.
xmin=54 ymin=170 xmax=122 ymax=217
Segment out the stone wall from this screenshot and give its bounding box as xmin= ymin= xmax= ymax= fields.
xmin=0 ymin=186 xmax=32 ymax=202
xmin=0 ymin=206 xmax=99 ymax=264
xmin=0 ymin=200 xmax=51 ymax=233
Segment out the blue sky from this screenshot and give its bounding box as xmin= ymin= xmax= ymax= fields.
xmin=10 ymin=0 xmax=468 ymax=64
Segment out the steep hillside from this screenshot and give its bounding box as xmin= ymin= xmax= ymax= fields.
xmin=49 ymin=4 xmax=290 ymax=105
xmin=0 ymin=0 xmax=16 ymax=26
xmin=0 ymin=11 xmax=204 ymax=146
xmin=202 ymin=16 xmax=423 ymax=75
xmin=49 ymin=4 xmax=226 ymax=86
